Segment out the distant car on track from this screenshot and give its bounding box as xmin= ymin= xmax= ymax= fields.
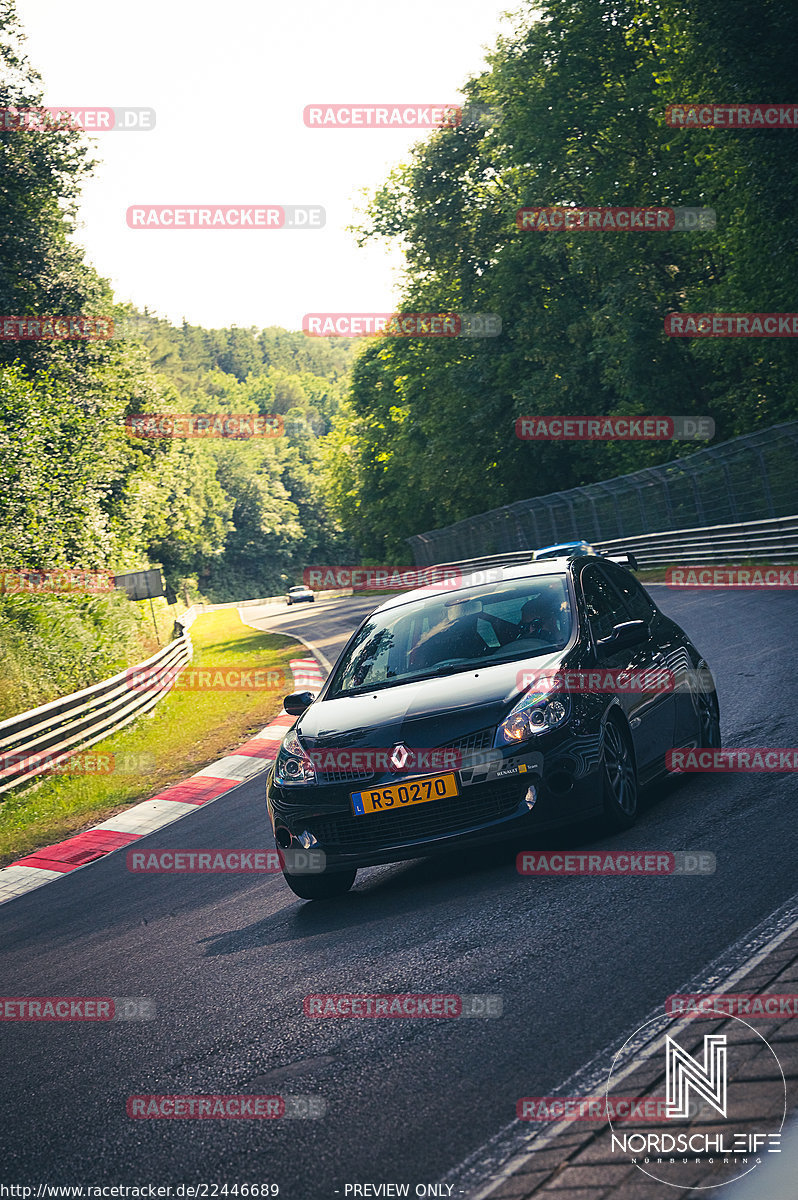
xmin=533 ymin=542 xmax=639 ymax=571
xmin=532 ymin=540 xmax=600 ymax=561
xmin=286 ymin=585 xmax=315 ymax=605
xmin=267 ymin=555 xmax=718 ymax=900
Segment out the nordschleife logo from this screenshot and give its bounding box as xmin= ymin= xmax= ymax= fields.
xmin=606 ymin=1010 xmax=785 ymax=1189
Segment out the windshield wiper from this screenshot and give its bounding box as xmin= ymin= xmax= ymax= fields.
xmin=416 ymin=660 xmax=477 ymax=676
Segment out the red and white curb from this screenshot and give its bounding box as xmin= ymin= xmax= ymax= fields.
xmin=0 ymin=656 xmax=325 ymax=905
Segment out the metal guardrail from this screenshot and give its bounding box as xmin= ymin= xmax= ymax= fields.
xmin=183 ymin=590 xmax=353 ymax=616
xmin=410 ymin=514 xmax=798 ymax=579
xmin=408 ymin=422 xmax=798 ymax=565
xmin=0 ymin=631 xmax=192 ymax=796
xmin=593 ymin=514 xmax=798 ymax=569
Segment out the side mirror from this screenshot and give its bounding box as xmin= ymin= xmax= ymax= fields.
xmin=596 ymin=620 xmax=648 ymax=656
xmin=283 ymin=691 xmax=316 ymax=716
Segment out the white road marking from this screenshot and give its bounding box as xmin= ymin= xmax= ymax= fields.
xmin=0 ymin=652 xmax=324 ymax=904
xmin=0 ymin=865 xmax=64 ymax=901
xmin=95 ymin=798 xmax=199 ymax=834
xmin=193 ymin=754 xmax=274 ymax=781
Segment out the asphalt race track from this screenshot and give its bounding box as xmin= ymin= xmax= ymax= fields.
xmin=1 ymin=587 xmax=796 ymax=1197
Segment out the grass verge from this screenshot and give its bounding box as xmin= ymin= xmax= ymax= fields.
xmin=0 ymin=609 xmax=300 ymax=866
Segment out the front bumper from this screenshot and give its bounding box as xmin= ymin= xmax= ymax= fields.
xmin=265 ymin=737 xmax=605 ymax=871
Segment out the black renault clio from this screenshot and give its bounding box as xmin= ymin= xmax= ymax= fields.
xmin=265 ymin=557 xmax=719 ymax=900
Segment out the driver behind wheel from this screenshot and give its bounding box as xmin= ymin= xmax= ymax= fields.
xmin=411 ymin=599 xmax=514 ymax=667
xmin=515 ymin=592 xmax=566 ymax=645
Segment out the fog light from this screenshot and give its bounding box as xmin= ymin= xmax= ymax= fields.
xmin=524 ymin=785 xmax=537 ymax=811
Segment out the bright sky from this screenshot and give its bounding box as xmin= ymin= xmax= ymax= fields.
xmin=18 ymin=0 xmax=522 ymax=331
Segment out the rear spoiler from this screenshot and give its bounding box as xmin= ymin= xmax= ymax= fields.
xmin=602 ymin=551 xmax=639 ymax=571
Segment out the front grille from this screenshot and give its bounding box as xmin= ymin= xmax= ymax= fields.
xmin=308 ymin=779 xmax=527 ymax=853
xmin=317 ymin=765 xmax=376 ymax=785
xmin=313 ymin=725 xmax=496 ymax=786
xmin=441 ymin=727 xmax=495 ymax=757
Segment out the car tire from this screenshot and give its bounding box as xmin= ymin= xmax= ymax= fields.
xmin=281 ymin=868 xmax=357 ymax=901
xmin=696 ymin=686 xmax=721 ymax=749
xmin=310 ymin=597 xmax=315 ymax=602
xmin=601 ymin=715 xmax=638 ymax=831
xmin=287 ymin=599 xmax=292 ymax=606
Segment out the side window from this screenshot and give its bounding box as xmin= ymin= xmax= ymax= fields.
xmin=602 ymin=562 xmax=655 ymax=622
xmin=581 ymin=567 xmax=630 ymax=642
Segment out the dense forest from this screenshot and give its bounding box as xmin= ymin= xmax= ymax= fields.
xmin=2 ymin=0 xmax=798 ymax=709
xmin=325 ymin=0 xmax=798 ymax=556
xmin=108 ymin=314 xmax=358 ymax=599
xmin=0 ymin=1 xmax=357 ymax=607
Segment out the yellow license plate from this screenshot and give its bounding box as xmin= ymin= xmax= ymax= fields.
xmin=351 ymin=772 xmax=459 ymax=816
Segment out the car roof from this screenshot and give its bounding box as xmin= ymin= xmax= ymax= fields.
xmin=372 ymin=557 xmax=587 ymax=615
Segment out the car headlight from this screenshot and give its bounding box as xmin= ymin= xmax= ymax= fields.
xmin=274 ymin=727 xmax=317 ymax=786
xmin=496 ymin=688 xmax=570 ymax=745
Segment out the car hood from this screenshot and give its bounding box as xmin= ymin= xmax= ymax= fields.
xmin=297 ymin=651 xmax=565 ymax=749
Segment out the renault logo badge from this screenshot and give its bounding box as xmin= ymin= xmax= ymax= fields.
xmin=389 ymin=743 xmax=410 ymax=770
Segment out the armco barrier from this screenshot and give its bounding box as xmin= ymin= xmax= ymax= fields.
xmin=184 ymin=589 xmax=352 ymax=616
xmin=408 ymin=422 xmax=798 ymax=565
xmin=0 ymin=588 xmax=349 ymax=798
xmin=593 ymin=514 xmax=798 ymax=569
xmin=0 ymin=631 xmax=192 ymax=796
xmin=401 ymin=514 xmax=798 ymax=579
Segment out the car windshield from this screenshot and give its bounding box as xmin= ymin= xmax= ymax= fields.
xmin=327 ymin=575 xmax=573 ymax=697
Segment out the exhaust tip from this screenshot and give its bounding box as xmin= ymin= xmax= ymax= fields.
xmin=274 ymin=826 xmax=292 ymax=849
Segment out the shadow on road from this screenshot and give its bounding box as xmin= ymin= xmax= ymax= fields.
xmin=197 ymin=772 xmax=694 ymax=957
